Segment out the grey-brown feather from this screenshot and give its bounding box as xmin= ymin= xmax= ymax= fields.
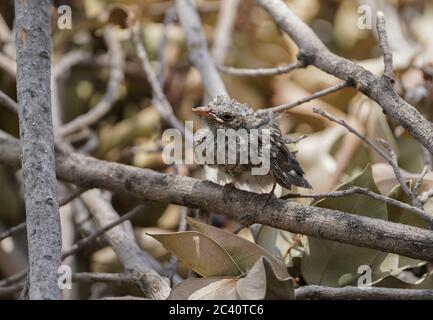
xmin=194 ymin=95 xmax=312 ymax=191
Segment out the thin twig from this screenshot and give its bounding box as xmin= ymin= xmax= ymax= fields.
xmin=72 ymin=272 xmax=136 ymax=285
xmin=157 ymin=7 xmax=176 ymax=86
xmin=59 ymin=26 xmax=124 ymax=137
xmin=376 ymin=138 xmax=414 ymax=202
xmin=0 ymin=89 xmax=17 ymax=113
xmin=218 ymin=61 xmax=302 ymax=77
xmin=376 ymin=11 xmax=395 ymax=83
xmin=261 ymin=81 xmax=349 ymax=114
xmin=283 ymin=186 xmax=433 ymax=228
xmin=313 ymin=108 xmax=413 ymax=197
xmin=131 ymin=23 xmax=193 ymax=143
xmin=62 ymin=205 xmax=143 ymax=259
xmin=0 ymin=187 xmax=86 ymax=242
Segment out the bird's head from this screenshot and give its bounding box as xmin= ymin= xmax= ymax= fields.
xmin=193 ymin=95 xmax=260 ymax=130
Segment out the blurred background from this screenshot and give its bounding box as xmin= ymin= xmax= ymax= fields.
xmin=1 ymin=0 xmax=433 ymax=298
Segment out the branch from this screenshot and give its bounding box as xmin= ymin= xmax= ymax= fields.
xmin=295 ymin=285 xmax=433 ymax=300
xmin=131 ymin=24 xmax=193 ymax=143
xmin=313 ymin=107 xmax=430 ymax=221
xmin=376 ymin=11 xmax=394 ymax=82
xmin=71 ymin=272 xmax=136 ymax=285
xmin=0 ymin=89 xmax=17 ymax=113
xmin=255 ymin=0 xmax=433 ymax=155
xmin=14 ymin=0 xmax=62 ymax=299
xmin=284 ymin=186 xmax=433 ymax=228
xmin=59 ymin=26 xmax=124 ymax=137
xmin=218 ymin=61 xmax=302 ymax=77
xmin=80 ymin=190 xmax=170 ymax=299
xmin=62 ymin=204 xmax=143 ymax=259
xmin=261 ymin=81 xmax=349 ymax=114
xmin=212 ymin=0 xmax=241 ymax=65
xmin=0 ymin=187 xmax=85 ymax=242
xmin=1 ymin=132 xmax=433 ymax=261
xmin=175 ymin=0 xmax=228 ymax=99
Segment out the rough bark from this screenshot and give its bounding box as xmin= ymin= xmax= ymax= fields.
xmin=1 ymin=131 xmax=433 ymax=262
xmin=296 ymin=285 xmax=433 ymax=300
xmin=14 ymin=0 xmax=62 ymax=299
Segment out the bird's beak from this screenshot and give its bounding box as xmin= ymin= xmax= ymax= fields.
xmin=192 ymin=106 xmax=210 ymax=117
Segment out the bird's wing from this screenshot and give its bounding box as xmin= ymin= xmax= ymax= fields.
xmin=269 ymin=128 xmax=312 ymax=189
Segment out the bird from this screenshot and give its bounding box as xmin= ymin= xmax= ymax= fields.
xmin=192 ymin=95 xmax=312 ymax=194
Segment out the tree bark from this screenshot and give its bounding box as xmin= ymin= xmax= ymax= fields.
xmin=1 ymin=131 xmax=433 ymax=262
xmin=14 ymin=0 xmax=62 ymax=299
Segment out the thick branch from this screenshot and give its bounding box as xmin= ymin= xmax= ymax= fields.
xmin=80 ymin=190 xmax=170 ymax=299
xmin=175 ymin=0 xmax=228 ymax=98
xmin=14 ymin=0 xmax=62 ymax=300
xmin=1 ymin=132 xmax=433 ymax=261
xmin=256 ymin=0 xmax=433 ymax=155
xmin=296 ymin=285 xmax=433 ymax=300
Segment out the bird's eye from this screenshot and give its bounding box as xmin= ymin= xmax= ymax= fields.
xmin=221 ymin=113 xmax=234 ymax=121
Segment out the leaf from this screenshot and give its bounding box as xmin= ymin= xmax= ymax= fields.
xmin=301 ymin=165 xmax=393 ymax=286
xmin=375 ymin=272 xmax=433 ymax=289
xmin=186 ymin=217 xmax=288 ymax=278
xmin=188 ymin=278 xmax=240 ymax=300
xmin=372 ymin=163 xmax=433 ymax=195
xmin=168 ymin=257 xmax=295 ymax=300
xmin=255 ymin=225 xmax=307 ymax=267
xmin=236 ymin=257 xmax=295 ymax=300
xmin=168 ymin=277 xmax=237 ymax=300
xmin=148 ymin=231 xmax=241 ymax=277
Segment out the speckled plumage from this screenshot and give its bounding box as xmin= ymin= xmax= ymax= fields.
xmin=193 ymin=96 xmax=311 ymax=192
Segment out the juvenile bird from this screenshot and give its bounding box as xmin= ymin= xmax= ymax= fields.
xmin=193 ymin=95 xmax=311 ymax=194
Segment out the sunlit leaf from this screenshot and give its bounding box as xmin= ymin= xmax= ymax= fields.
xmin=186 ymin=217 xmax=288 ymax=278
xmin=148 ymin=231 xmax=241 ymax=277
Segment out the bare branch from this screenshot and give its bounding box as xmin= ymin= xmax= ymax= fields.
xmin=1 ymin=132 xmax=433 ymax=261
xmin=59 ymin=26 xmax=124 ymax=137
xmin=14 ymin=0 xmax=62 ymax=299
xmin=376 ymin=139 xmax=414 ymax=199
xmin=218 ymin=61 xmax=302 ymax=77
xmin=0 ymin=186 xmax=86 ymax=242
xmin=0 ymin=89 xmax=17 ymax=113
xmin=284 ymin=186 xmax=433 ymax=228
xmin=62 ymin=204 xmax=143 ymax=259
xmin=80 ymin=190 xmax=170 ymax=299
xmin=376 ymin=11 xmax=394 ymax=82
xmin=71 ymin=272 xmax=136 ymax=285
xmin=296 ymin=285 xmax=433 ymax=300
xmin=131 ymin=24 xmax=193 ymax=143
xmin=261 ymin=81 xmax=349 ymax=114
xmin=156 ymin=7 xmax=176 ymax=86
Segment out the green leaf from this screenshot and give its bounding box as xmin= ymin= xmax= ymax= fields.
xmin=186 ymin=217 xmax=288 ymax=278
xmin=148 ymin=231 xmax=241 ymax=277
